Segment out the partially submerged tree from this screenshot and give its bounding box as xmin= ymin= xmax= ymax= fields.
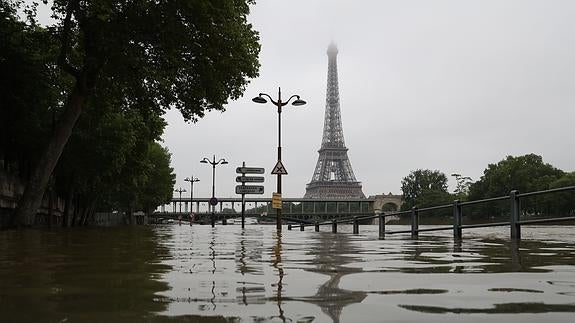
xmin=469 ymin=154 xmax=563 ymax=199
xmin=400 ymin=169 xmax=450 ymax=211
xmin=468 ymin=154 xmax=564 ymax=218
xmin=11 ymin=0 xmax=260 ymax=226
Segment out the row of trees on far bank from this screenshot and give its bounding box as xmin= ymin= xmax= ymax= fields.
xmin=0 ymin=1 xmax=261 ymax=226
xmin=400 ymin=154 xmax=575 ymax=219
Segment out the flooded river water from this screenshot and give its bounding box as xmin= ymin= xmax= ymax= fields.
xmin=1 ymin=224 xmax=574 ymax=322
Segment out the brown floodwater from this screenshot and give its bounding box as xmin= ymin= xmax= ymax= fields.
xmin=0 ymin=224 xmax=574 ymax=322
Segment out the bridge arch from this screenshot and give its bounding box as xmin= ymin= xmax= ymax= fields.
xmin=373 ymin=193 xmax=403 ymax=214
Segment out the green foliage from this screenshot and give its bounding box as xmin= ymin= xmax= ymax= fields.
xmin=468 ymin=154 xmax=565 ymax=219
xmin=469 ymin=154 xmax=563 ymax=199
xmin=0 ymin=3 xmax=65 ymax=175
xmin=451 ymin=173 xmax=473 ymax=201
xmin=97 ymin=141 xmax=176 ymax=214
xmin=50 ymin=0 xmax=260 ymax=120
xmin=137 ymin=143 xmax=176 ymax=213
xmin=3 ymin=1 xmax=261 ymax=225
xmin=400 ymin=169 xmax=450 ymax=211
xmin=545 ymin=172 xmax=575 ymax=216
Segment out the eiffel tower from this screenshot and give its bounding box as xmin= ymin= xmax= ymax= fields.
xmin=304 ymin=43 xmax=365 ymax=199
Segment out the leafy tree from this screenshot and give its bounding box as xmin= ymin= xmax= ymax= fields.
xmin=400 ymin=169 xmax=449 ymax=211
xmin=54 ymin=100 xmax=169 ymax=225
xmin=468 ymin=154 xmax=564 ymax=219
xmin=95 ymin=140 xmax=176 ymax=223
xmin=0 ymin=2 xmax=64 ymax=177
xmin=12 ymin=0 xmax=261 ymax=226
xmin=546 ymin=172 xmax=575 ymax=217
xmin=469 ymin=154 xmax=563 ymax=199
xmin=138 ymin=143 xmax=176 ymax=215
xmin=451 ymin=173 xmax=473 ymax=201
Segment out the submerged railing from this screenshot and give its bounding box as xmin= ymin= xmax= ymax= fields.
xmin=288 ymin=186 xmax=575 ymax=240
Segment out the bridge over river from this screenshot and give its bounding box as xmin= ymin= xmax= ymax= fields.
xmin=153 ymin=196 xmax=400 ymax=224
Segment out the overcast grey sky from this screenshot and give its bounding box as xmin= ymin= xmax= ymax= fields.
xmin=35 ymin=1 xmax=575 ymax=200
xmin=163 ymin=0 xmax=575 ymax=200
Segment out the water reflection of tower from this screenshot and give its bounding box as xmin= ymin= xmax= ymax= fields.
xmin=304 ymin=232 xmax=367 ymax=323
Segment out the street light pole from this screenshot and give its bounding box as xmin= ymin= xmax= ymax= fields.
xmin=201 ymin=155 xmax=228 ymax=227
xmin=252 ymin=87 xmax=306 ymax=232
xmin=174 ymin=187 xmax=186 ymax=213
xmin=175 ymin=187 xmax=186 ymax=225
xmin=184 ymin=176 xmax=200 ymax=213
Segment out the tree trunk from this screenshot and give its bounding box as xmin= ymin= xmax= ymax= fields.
xmin=10 ymin=84 xmax=86 ymax=227
xmin=71 ymin=195 xmax=81 ymax=227
xmin=83 ymin=199 xmax=97 ymax=226
xmin=62 ymin=182 xmax=75 ymax=228
xmin=80 ymin=199 xmax=96 ymax=226
xmin=127 ymin=207 xmax=134 ymax=225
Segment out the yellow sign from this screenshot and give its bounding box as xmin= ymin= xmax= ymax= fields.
xmin=272 ymin=193 xmax=282 ymax=209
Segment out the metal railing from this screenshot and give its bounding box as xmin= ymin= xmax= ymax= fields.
xmin=287 ymin=186 xmax=575 ymax=240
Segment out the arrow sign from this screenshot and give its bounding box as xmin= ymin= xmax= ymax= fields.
xmin=236 ymin=167 xmax=264 ymax=174
xmin=236 ymin=185 xmax=265 ymax=195
xmin=236 ymin=176 xmax=264 ymax=183
xmin=271 ymin=160 xmax=288 ymax=175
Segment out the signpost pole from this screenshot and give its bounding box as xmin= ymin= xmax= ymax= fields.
xmin=235 ymin=164 xmax=265 ymax=228
xmin=241 ymin=162 xmax=246 ymax=229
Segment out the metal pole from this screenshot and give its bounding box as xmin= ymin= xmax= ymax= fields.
xmin=453 ymin=200 xmax=462 ymax=240
xmin=241 ymin=161 xmax=245 ymax=228
xmin=510 ymin=190 xmax=521 ymax=240
xmin=411 ymin=207 xmax=419 ymax=238
xmin=378 ymin=214 xmax=385 ymax=239
xmin=211 ymin=157 xmax=216 ymax=227
xmin=189 ymin=180 xmax=193 ymax=226
xmin=190 ymin=181 xmax=193 ymax=213
xmin=276 ymin=87 xmax=282 ymax=232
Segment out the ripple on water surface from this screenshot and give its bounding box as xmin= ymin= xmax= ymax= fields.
xmin=149 ymin=224 xmax=575 ymax=322
xmin=0 ymin=225 xmax=574 ymax=322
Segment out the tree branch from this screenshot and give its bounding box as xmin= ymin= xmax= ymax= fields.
xmin=57 ymin=0 xmax=80 ymax=78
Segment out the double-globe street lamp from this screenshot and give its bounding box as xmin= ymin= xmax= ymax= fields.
xmin=252 ymin=87 xmax=306 ymax=232
xmin=200 ymin=155 xmax=228 ymax=227
xmin=184 ymin=176 xmax=200 ymax=215
xmin=174 ymin=187 xmax=187 ymax=224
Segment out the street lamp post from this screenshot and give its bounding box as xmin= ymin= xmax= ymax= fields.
xmin=175 ymin=187 xmax=186 ymax=225
xmin=201 ymin=155 xmax=228 ymax=227
xmin=252 ymin=87 xmax=306 ymax=232
xmin=175 ymin=187 xmax=187 ymax=213
xmin=184 ymin=176 xmax=200 ymax=214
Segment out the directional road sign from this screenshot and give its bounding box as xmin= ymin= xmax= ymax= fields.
xmin=235 ymin=185 xmax=264 ymax=195
xmin=236 ymin=167 xmax=264 ymax=174
xmin=271 ymin=160 xmax=288 ymax=175
xmin=236 ymin=176 xmax=264 ymax=183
